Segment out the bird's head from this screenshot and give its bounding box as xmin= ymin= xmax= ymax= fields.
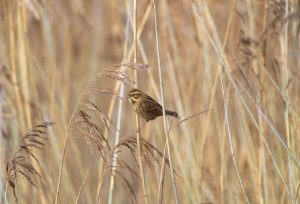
xmin=127 ymin=88 xmax=142 ymax=105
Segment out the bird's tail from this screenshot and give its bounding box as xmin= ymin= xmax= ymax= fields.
xmin=165 ymin=110 xmax=179 ymax=118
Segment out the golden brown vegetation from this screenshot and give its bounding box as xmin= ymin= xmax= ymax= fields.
xmin=1 ymin=0 xmax=300 ymax=203
xmin=5 ymin=122 xmax=54 ymax=204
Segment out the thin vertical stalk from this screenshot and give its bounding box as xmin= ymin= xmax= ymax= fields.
xmin=54 ymin=124 xmax=72 ymax=203
xmin=246 ymin=0 xmax=266 ymax=201
xmin=1 ymin=88 xmax=7 ymax=204
xmin=4 ymin=182 xmax=8 ymax=204
xmin=157 ymin=143 xmax=167 ymax=204
xmin=97 ymin=3 xmax=152 ymax=202
xmin=219 ymin=66 xmax=251 ymax=204
xmin=259 ymin=1 xmax=269 ymax=202
xmin=220 ymin=119 xmax=226 ymax=204
xmin=283 ymin=0 xmax=295 ymax=202
xmin=192 ymin=2 xmax=250 ymax=202
xmin=55 ymin=83 xmax=99 ymax=204
xmin=8 ymin=0 xmax=26 ymax=133
xmin=75 ymin=167 xmax=90 ymax=204
xmin=106 ymin=2 xmax=131 ymax=203
xmin=106 ymin=71 xmax=126 ymax=204
xmin=152 ymin=1 xmax=179 ymax=204
xmin=133 ymin=0 xmax=149 ymax=203
xmin=17 ymin=3 xmax=31 ymax=129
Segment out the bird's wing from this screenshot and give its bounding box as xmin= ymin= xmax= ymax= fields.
xmin=143 ymin=96 xmax=162 ymax=113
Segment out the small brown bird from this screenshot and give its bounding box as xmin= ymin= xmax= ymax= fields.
xmin=127 ymin=88 xmax=179 ymax=122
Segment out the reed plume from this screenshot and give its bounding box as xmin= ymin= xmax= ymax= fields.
xmin=5 ymin=122 xmax=54 ymax=204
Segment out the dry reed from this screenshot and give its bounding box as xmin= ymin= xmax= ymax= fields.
xmin=5 ymin=122 xmax=54 ymax=204
xmin=2 ymin=0 xmax=300 ymax=203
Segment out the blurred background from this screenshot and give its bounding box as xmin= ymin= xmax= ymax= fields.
xmin=1 ymin=0 xmax=300 ymax=203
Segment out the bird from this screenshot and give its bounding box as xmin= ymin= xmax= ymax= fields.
xmin=127 ymin=88 xmax=179 ymax=122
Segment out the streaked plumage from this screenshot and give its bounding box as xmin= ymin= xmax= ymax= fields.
xmin=127 ymin=88 xmax=179 ymax=122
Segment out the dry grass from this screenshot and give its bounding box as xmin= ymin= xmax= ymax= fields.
xmin=1 ymin=0 xmax=300 ymax=203
xmin=5 ymin=122 xmax=54 ymax=204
